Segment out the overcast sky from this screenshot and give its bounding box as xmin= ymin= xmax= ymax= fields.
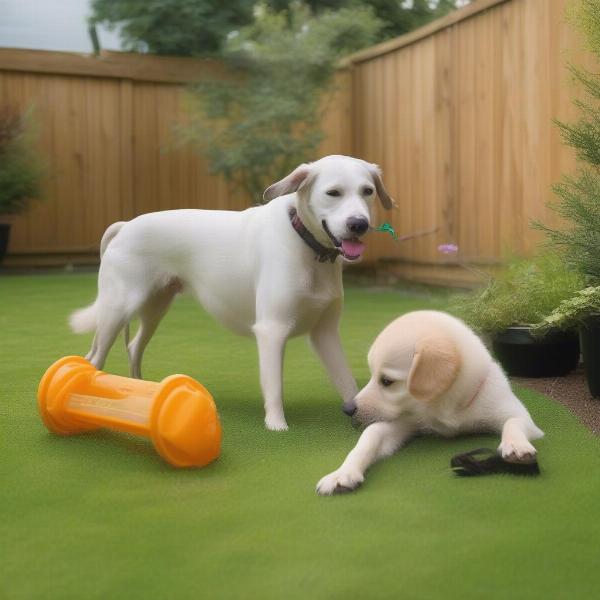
xmin=0 ymin=0 xmax=122 ymax=53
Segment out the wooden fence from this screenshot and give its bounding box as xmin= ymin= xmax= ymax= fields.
xmin=346 ymin=0 xmax=594 ymax=284
xmin=0 ymin=0 xmax=594 ymax=284
xmin=0 ymin=49 xmax=352 ymax=267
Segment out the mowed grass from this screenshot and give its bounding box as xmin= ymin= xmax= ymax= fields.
xmin=2 ymin=273 xmax=600 ymax=600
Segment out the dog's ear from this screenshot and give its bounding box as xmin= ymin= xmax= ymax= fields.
xmin=263 ymin=163 xmax=313 ymax=202
xmin=367 ymin=163 xmax=396 ymax=210
xmin=407 ymin=335 xmax=460 ymax=402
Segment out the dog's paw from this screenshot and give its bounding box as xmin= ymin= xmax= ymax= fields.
xmin=499 ymin=439 xmax=537 ymax=464
xmin=265 ymin=415 xmax=288 ymax=432
xmin=316 ymin=468 xmax=364 ymax=496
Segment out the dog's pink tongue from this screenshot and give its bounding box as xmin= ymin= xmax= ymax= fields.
xmin=341 ymin=239 xmax=365 ymax=258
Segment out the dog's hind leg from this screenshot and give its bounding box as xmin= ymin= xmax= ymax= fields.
xmin=87 ymin=307 xmax=128 ymax=371
xmin=85 ymin=335 xmax=98 ymax=362
xmin=87 ymin=286 xmax=150 ymax=370
xmin=128 ymin=283 xmax=177 ymax=379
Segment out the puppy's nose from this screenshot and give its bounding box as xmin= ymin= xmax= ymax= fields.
xmin=346 ymin=217 xmax=369 ymax=236
xmin=342 ymin=399 xmax=357 ymax=417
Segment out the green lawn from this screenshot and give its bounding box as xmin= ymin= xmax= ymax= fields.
xmin=2 ymin=273 xmax=600 ymax=599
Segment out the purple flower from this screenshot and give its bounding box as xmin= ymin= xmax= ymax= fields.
xmin=437 ymin=243 xmax=459 ymax=255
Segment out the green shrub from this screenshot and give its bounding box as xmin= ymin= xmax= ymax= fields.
xmin=451 ymin=254 xmax=585 ymax=335
xmin=0 ymin=107 xmax=43 ymax=215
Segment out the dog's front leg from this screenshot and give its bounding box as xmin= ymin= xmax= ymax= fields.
xmin=499 ymin=416 xmax=543 ymax=463
xmin=316 ymin=421 xmax=414 ymax=495
xmin=253 ymin=320 xmax=290 ymax=431
xmin=310 ymin=301 xmax=359 ymax=403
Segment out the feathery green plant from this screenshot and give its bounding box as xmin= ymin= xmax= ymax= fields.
xmin=451 ymin=254 xmax=585 ymax=335
xmin=532 ymin=285 xmax=600 ymax=334
xmin=532 ymin=0 xmax=600 ymax=280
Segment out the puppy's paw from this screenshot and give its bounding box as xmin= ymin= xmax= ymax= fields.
xmin=316 ymin=468 xmax=364 ymax=496
xmin=265 ymin=415 xmax=288 ymax=432
xmin=499 ymin=439 xmax=537 ymax=464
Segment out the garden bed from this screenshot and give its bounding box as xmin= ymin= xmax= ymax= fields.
xmin=515 ymin=368 xmax=600 ymax=435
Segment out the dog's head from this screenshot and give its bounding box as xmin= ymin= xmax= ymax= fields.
xmin=263 ymin=155 xmax=394 ymax=262
xmin=343 ymin=314 xmax=461 ymax=426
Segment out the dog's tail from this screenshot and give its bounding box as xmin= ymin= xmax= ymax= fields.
xmin=69 ymin=221 xmax=127 ymax=335
xmin=69 ymin=303 xmax=98 ymax=334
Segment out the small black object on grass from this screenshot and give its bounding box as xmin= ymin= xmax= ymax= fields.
xmin=451 ymin=448 xmax=540 ymax=477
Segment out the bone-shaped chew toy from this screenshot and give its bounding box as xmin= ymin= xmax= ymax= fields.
xmin=38 ymin=356 xmax=221 ymax=468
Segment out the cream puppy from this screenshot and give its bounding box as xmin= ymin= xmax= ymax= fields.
xmin=316 ymin=310 xmax=544 ymax=495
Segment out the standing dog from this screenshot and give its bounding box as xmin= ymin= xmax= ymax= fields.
xmin=70 ymin=155 xmax=394 ymax=431
xmin=317 ymin=310 xmax=544 ymax=494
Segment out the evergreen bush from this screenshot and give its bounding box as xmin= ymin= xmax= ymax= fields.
xmin=0 ymin=107 xmax=43 ymax=215
xmin=532 ymin=0 xmax=600 ymax=281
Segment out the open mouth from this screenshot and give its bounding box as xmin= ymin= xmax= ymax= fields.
xmin=321 ymin=220 xmax=366 ymax=261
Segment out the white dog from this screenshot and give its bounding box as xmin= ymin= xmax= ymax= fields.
xmin=317 ymin=310 xmax=544 ymax=495
xmin=70 ymin=155 xmax=394 ymax=431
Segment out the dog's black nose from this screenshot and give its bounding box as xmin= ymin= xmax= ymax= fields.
xmin=342 ymin=399 xmax=357 ymax=416
xmin=347 ymin=217 xmax=369 ymax=236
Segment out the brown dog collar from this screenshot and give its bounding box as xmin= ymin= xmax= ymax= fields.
xmin=288 ymin=207 xmax=340 ymax=263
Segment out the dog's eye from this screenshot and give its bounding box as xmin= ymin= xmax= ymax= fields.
xmin=380 ymin=377 xmax=394 ymax=387
xmin=363 ymin=187 xmax=374 ymax=196
xmin=326 ymin=189 xmax=341 ymax=197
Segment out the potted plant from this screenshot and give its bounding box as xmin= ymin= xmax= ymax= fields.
xmin=533 ymin=286 xmax=600 ymax=397
xmin=0 ymin=106 xmax=43 ymax=263
xmin=452 ymin=254 xmax=584 ymax=377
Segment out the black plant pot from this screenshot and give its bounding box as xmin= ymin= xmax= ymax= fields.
xmin=0 ymin=223 xmax=11 ymax=263
xmin=492 ymin=326 xmax=580 ymax=378
xmin=579 ymin=315 xmax=600 ymax=398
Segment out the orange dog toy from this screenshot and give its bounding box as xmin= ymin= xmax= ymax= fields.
xmin=38 ymin=356 xmax=221 ymax=468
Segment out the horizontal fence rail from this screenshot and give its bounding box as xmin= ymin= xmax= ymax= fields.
xmin=0 ymin=0 xmax=593 ymax=284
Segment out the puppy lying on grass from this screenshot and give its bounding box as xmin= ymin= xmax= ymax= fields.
xmin=317 ymin=310 xmax=544 ymax=495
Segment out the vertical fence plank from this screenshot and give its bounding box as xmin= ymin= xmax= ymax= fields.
xmin=119 ymin=80 xmax=134 ymax=221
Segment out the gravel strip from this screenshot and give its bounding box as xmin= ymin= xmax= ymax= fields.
xmin=513 ymin=367 xmax=600 ymax=435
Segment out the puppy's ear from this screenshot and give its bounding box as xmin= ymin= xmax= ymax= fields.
xmin=407 ymin=335 xmax=460 ymax=402
xmin=367 ymin=163 xmax=396 ymax=210
xmin=263 ymin=163 xmax=313 ymax=202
